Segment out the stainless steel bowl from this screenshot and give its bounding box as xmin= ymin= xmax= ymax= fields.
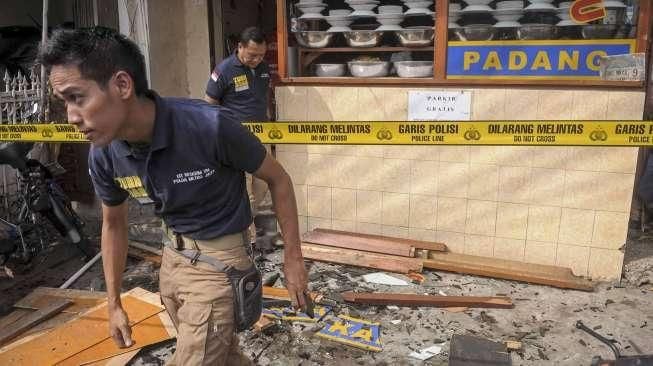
xmin=394 ymin=61 xmax=433 ymax=78
xmin=293 ymin=31 xmax=335 ymax=48
xmin=347 ymin=61 xmax=390 ymax=77
xmin=581 ymin=24 xmax=620 ymax=39
xmin=343 ymin=31 xmax=384 ymax=47
xmin=314 ymin=63 xmax=346 ymax=77
xmin=450 ymin=25 xmax=496 ymax=41
xmin=395 ymin=26 xmax=435 ymax=47
xmin=517 ymin=24 xmax=557 ymax=40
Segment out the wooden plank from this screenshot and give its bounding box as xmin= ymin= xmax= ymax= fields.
xmin=276 ymin=0 xmax=288 ymax=79
xmin=423 ymin=252 xmax=594 ymax=291
xmin=302 ymin=243 xmax=423 ymax=274
xmin=262 ymin=286 xmax=319 ymax=302
xmin=59 ymin=313 xmax=173 ymax=366
xmin=340 ymin=292 xmax=513 ymax=309
xmin=434 ymin=0 xmax=448 ymax=80
xmin=0 ymin=296 xmax=163 ymax=365
xmin=254 ymin=316 xmax=274 ymax=333
xmin=312 ymin=228 xmax=447 ymax=254
xmin=15 ymin=287 xmax=106 ymax=310
xmin=280 ymin=76 xmax=645 ymax=88
xmin=15 ymin=294 xmax=106 ymax=314
xmin=0 ymin=298 xmax=72 ymax=346
xmin=0 ymin=309 xmax=32 ymax=331
xmin=636 ymin=0 xmax=651 ymax=53
xmin=303 ymin=229 xmax=415 ymax=257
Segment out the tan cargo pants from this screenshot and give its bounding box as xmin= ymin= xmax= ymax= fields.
xmin=159 ymin=230 xmax=254 ymax=366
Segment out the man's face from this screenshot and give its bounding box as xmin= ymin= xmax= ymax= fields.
xmin=238 ymin=40 xmax=267 ymax=69
xmin=50 ymin=65 xmax=127 ymax=147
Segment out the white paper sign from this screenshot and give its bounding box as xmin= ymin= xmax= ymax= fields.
xmin=408 ymin=91 xmax=471 ymax=121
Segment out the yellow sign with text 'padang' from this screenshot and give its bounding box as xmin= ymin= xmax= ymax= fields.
xmin=4 ymin=122 xmax=653 ymax=146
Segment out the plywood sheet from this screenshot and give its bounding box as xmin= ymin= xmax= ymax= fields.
xmin=59 ymin=313 xmax=173 ymax=366
xmin=0 ymin=296 xmax=163 ymax=365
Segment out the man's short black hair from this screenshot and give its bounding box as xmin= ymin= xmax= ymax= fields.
xmin=38 ymin=26 xmax=148 ymax=96
xmin=239 ymin=27 xmax=265 ymax=45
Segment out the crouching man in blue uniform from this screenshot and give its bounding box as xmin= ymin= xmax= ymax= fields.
xmin=39 ymin=27 xmax=308 ymax=365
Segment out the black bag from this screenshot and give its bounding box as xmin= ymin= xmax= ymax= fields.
xmin=224 ymin=263 xmax=263 ymax=332
xmin=166 ymin=242 xmax=263 ymax=332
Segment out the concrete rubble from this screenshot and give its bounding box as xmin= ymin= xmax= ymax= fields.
xmin=1 ymin=206 xmax=653 ymax=365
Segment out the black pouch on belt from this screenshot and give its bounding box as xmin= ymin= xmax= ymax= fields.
xmin=224 ymin=263 xmax=263 ymax=332
xmin=165 ymin=241 xmax=263 ymax=332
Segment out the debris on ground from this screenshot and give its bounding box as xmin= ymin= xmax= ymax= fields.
xmin=449 ymin=334 xmax=511 ymax=366
xmin=4 ymin=211 xmax=653 ymax=365
xmin=361 ymin=272 xmax=410 ymax=286
xmin=408 ymin=344 xmax=444 ymax=361
xmin=0 ymin=287 xmax=174 ymax=365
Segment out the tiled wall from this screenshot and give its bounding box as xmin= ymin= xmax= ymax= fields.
xmin=275 ymin=86 xmax=645 ymax=280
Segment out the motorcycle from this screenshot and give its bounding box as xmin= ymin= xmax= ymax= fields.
xmin=0 ymin=141 xmax=93 ymax=267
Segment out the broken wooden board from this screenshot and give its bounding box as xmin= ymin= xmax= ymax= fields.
xmin=14 ymin=287 xmax=107 ymax=313
xmin=254 ymin=316 xmax=274 ymax=333
xmin=423 ymin=252 xmax=594 ymax=291
xmin=303 ymin=229 xmax=415 ymax=257
xmin=309 ymin=228 xmax=447 ymax=256
xmin=302 ymin=243 xmax=423 ymax=274
xmin=0 ymin=295 xmax=163 ymax=365
xmin=0 ymin=298 xmax=72 ymax=346
xmin=59 ymin=312 xmax=173 ymax=366
xmin=449 ymin=334 xmax=511 ymax=366
xmin=341 ymin=292 xmax=513 ymax=309
xmin=262 ymin=286 xmax=319 ymax=301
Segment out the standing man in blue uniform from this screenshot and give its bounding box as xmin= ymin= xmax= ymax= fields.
xmin=205 ymin=27 xmax=271 ymax=244
xmin=39 ymin=27 xmax=308 ymax=365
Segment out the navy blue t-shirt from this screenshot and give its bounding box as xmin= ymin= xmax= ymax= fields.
xmin=88 ymin=91 xmax=267 ymax=240
xmin=205 ymin=53 xmax=270 ymax=123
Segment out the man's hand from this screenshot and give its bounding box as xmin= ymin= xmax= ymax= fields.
xmin=108 ymin=305 xmax=134 ymax=348
xmin=283 ymin=256 xmax=309 ymax=312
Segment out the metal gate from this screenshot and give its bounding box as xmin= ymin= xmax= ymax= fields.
xmin=0 ymin=70 xmax=48 ymax=218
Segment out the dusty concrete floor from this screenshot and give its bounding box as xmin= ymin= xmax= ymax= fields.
xmin=2 ymin=206 xmax=652 ymax=365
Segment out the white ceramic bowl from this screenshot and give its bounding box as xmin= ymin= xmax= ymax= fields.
xmin=496 ymin=1 xmax=524 ymax=9
xmin=350 ymin=4 xmax=377 ymax=11
xmin=329 ymin=9 xmax=352 ymax=16
xmin=297 ymin=0 xmax=323 ymax=4
xmin=465 ymin=0 xmax=493 ymax=5
xmin=296 ymin=5 xmax=326 ymax=14
xmin=346 ymin=0 xmax=379 ymax=5
xmin=462 ymin=5 xmax=493 ymax=13
xmin=324 ymin=16 xmax=354 ymax=27
xmin=378 ymin=5 xmax=404 ymax=14
xmin=376 ymin=15 xmax=405 ymax=26
xmin=448 ymin=3 xmax=462 ymax=12
xmin=296 ymin=2 xmax=325 ymax=8
xmin=557 ymin=10 xmax=571 ymax=20
xmin=404 ymin=1 xmax=431 ymax=9
xmin=493 ymin=9 xmax=523 ymax=22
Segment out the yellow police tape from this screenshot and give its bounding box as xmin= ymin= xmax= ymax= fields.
xmin=4 ymin=122 xmax=653 ymax=146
